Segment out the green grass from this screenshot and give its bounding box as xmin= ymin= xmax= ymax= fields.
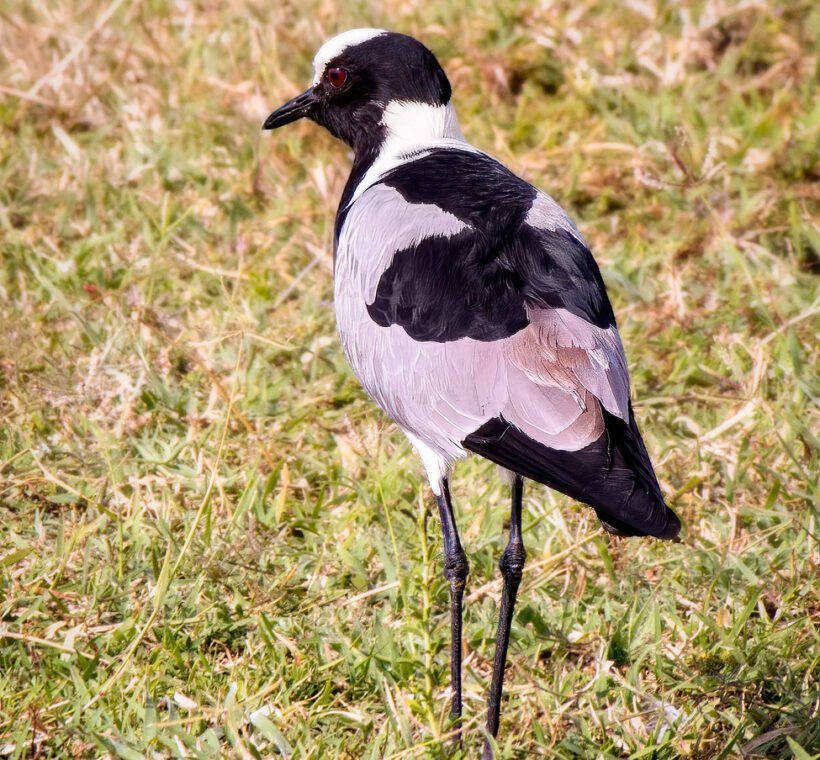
xmin=1 ymin=0 xmax=819 ymax=757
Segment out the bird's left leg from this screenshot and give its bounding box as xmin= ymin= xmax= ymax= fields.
xmin=435 ymin=477 xmax=470 ymax=728
xmin=482 ymin=474 xmax=526 ymax=760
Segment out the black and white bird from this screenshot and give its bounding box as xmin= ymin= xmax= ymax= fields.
xmin=264 ymin=29 xmax=681 ymax=758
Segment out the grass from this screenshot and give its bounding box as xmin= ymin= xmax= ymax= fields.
xmin=1 ymin=0 xmax=818 ymax=757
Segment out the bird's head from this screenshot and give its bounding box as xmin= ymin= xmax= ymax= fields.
xmin=264 ymin=29 xmax=460 ymax=158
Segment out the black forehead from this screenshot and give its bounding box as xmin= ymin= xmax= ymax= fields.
xmin=329 ymin=32 xmax=451 ymax=104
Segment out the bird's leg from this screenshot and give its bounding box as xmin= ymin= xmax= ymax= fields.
xmin=435 ymin=477 xmax=470 ymax=730
xmin=482 ymin=474 xmax=526 ymax=760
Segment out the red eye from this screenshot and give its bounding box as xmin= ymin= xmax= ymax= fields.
xmin=326 ymin=66 xmax=348 ymax=88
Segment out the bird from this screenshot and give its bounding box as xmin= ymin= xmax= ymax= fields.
xmin=263 ymin=28 xmax=681 ymax=759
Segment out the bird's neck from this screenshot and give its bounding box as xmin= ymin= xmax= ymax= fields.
xmin=335 ymin=101 xmax=466 ymax=249
xmin=378 ymin=100 xmax=465 ymax=148
xmin=342 ymin=100 xmax=465 ymax=209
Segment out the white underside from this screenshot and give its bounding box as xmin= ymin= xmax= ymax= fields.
xmin=403 ymin=431 xmax=451 ymax=495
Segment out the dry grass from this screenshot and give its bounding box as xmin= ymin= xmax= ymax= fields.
xmin=1 ymin=0 xmax=818 ymax=757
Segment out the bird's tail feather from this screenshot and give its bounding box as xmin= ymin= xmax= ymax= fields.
xmin=463 ymin=407 xmax=681 ymax=540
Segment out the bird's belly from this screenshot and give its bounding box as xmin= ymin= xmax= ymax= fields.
xmin=333 ymin=275 xmax=504 ymax=461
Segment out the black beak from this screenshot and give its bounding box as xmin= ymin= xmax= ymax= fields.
xmin=263 ymin=88 xmax=316 ymax=130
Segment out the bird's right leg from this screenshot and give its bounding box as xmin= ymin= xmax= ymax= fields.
xmin=435 ymin=477 xmax=470 ymax=729
xmin=482 ymin=474 xmax=526 ymax=760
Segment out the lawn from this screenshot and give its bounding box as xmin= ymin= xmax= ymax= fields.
xmin=1 ymin=0 xmax=818 ymax=757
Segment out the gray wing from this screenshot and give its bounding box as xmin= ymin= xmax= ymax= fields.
xmin=334 ymin=183 xmax=630 ymax=460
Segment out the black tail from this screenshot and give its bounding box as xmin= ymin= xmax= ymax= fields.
xmin=463 ymin=406 xmax=681 ymax=540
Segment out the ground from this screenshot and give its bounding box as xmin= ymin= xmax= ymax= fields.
xmin=0 ymin=0 xmax=818 ymax=757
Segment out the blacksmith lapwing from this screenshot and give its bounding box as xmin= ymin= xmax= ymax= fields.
xmin=264 ymin=28 xmax=681 ymax=758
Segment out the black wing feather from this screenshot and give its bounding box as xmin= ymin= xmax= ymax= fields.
xmin=366 ymin=149 xmax=616 ymax=342
xmin=464 ymin=407 xmax=681 ymax=539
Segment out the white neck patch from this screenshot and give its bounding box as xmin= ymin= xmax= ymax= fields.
xmin=312 ymin=28 xmax=387 ymax=84
xmin=348 ymin=100 xmax=473 ymax=206
xmin=381 ymin=100 xmax=464 ymax=145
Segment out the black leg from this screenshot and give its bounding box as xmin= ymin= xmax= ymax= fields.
xmin=435 ymin=478 xmax=470 ymax=730
xmin=482 ymin=475 xmax=526 ymax=760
